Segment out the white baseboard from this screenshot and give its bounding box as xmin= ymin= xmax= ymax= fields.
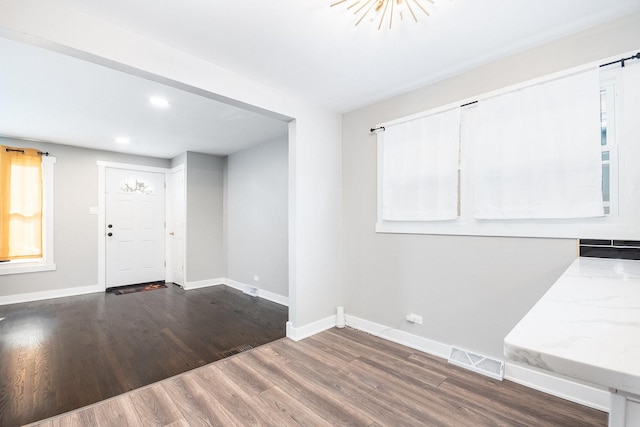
xmin=218 ymin=278 xmax=289 ymax=306
xmin=0 ymin=284 xmax=103 ymax=305
xmin=182 ymin=278 xmax=226 ymax=290
xmin=343 ymin=314 xmax=610 ymax=412
xmin=344 ymin=314 xmax=450 ymax=359
xmin=0 ymin=277 xmax=287 ymax=307
xmin=183 ymin=277 xmax=289 ymax=306
xmin=258 ymin=289 xmax=289 ymax=307
xmin=286 ymin=315 xmax=336 ymax=342
xmin=223 ymin=278 xmax=245 ymax=292
xmin=505 ymin=361 xmax=610 ymax=412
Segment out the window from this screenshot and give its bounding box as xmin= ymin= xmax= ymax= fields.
xmin=599 ymin=83 xmax=617 ymax=216
xmin=0 ymin=145 xmax=55 ymax=275
xmin=468 ymin=69 xmax=603 ymax=220
xmin=376 ymin=57 xmax=640 ymax=239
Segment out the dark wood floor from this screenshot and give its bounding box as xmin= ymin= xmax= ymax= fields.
xmin=0 ymin=284 xmax=288 ymax=427
xmin=29 ymin=327 xmax=607 ymax=427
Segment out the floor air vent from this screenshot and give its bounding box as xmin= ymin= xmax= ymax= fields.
xmin=217 ymin=344 xmax=254 ymax=359
xmin=448 ymin=346 xmax=505 ymax=380
xmin=244 ymin=286 xmax=259 ymax=297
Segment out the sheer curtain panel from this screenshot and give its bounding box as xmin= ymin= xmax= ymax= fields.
xmin=468 ymin=69 xmax=603 ymax=219
xmin=382 ymin=108 xmax=460 ymax=221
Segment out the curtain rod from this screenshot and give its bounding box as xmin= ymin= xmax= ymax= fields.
xmin=5 ymin=148 xmax=50 ymax=156
xmin=600 ymin=52 xmax=640 ymax=68
xmin=370 ymin=53 xmax=639 ymax=134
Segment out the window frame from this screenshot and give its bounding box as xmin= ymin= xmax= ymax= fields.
xmin=376 ymin=59 xmax=637 ymax=240
xmin=0 ymin=155 xmax=56 ymax=275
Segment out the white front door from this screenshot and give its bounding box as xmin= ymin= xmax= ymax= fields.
xmin=105 ymin=167 xmax=165 ymax=288
xmin=168 ymin=168 xmax=185 ymax=287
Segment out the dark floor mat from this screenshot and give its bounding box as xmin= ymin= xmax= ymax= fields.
xmin=108 ymin=281 xmax=167 ymax=295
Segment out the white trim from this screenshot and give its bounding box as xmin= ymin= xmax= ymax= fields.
xmin=505 ymin=362 xmax=610 ymax=412
xmin=286 ymin=315 xmax=336 ymax=342
xmin=184 ymin=277 xmax=289 ymax=306
xmin=343 ymin=314 xmax=610 ymax=412
xmin=96 ymin=161 xmax=171 ymax=174
xmin=97 ymin=161 xmax=170 ymax=290
xmin=97 ymin=162 xmax=106 ymax=289
xmin=167 ymin=164 xmax=185 ymax=286
xmin=0 ymin=261 xmax=56 ymax=275
xmin=344 ymin=314 xmax=450 ymax=358
xmin=259 ymin=289 xmax=289 ymax=307
xmin=0 ymin=284 xmax=102 ymax=306
xmin=0 ymin=155 xmax=56 ymax=275
xmin=223 ymin=278 xmax=246 ymax=292
xmin=183 ymin=278 xmax=226 ymax=290
xmin=0 ymin=275 xmax=288 ymax=307
xmin=224 ymin=278 xmax=289 ymax=306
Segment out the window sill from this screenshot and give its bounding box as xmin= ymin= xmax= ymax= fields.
xmin=376 ymin=215 xmax=638 ymax=240
xmin=0 ymin=262 xmax=56 ymax=275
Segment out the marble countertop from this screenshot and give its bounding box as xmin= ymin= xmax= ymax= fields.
xmin=504 ymin=257 xmax=640 ymax=395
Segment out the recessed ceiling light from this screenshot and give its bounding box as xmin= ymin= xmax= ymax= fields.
xmin=149 ymin=96 xmax=170 ymax=108
xmin=114 ymin=136 xmax=131 ymax=145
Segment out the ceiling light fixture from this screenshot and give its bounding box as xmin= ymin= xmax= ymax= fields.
xmin=331 ymin=0 xmax=437 ymax=30
xmin=149 ymin=96 xmax=170 ymax=108
xmin=114 ymin=136 xmax=131 ymax=145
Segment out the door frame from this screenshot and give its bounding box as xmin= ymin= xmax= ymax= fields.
xmin=97 ymin=161 xmax=170 ymax=290
xmin=168 ymin=164 xmax=186 ymax=287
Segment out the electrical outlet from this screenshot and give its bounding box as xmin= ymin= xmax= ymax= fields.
xmin=253 ymin=275 xmax=259 ymax=282
xmin=406 ymin=313 xmax=423 ymax=325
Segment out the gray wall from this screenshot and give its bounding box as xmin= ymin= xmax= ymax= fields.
xmin=341 ymin=13 xmax=640 ymax=359
xmin=185 ymin=151 xmax=226 ymax=282
xmin=0 ymin=139 xmax=274 ymax=296
xmin=0 ymin=137 xmax=169 ymax=297
xmin=226 ymin=136 xmax=288 ymax=298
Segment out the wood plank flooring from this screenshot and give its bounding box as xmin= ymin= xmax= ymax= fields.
xmin=0 ymin=284 xmax=288 ymax=427
xmin=29 ymin=327 xmax=607 ymax=427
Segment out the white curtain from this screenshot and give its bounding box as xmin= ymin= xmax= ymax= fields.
xmin=382 ymin=108 xmax=460 ymax=221
xmin=467 ymin=69 xmax=603 ymax=219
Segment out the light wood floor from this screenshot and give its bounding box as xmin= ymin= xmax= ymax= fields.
xmin=29 ymin=327 xmax=607 ymax=427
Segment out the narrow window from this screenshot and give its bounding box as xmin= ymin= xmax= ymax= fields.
xmin=599 ymin=84 xmax=616 ymax=216
xmin=0 ymin=146 xmax=43 ymax=261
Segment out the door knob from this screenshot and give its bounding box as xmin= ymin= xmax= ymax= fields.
xmin=107 ymin=232 xmax=113 ymax=237
xmin=169 ymin=232 xmax=175 ymax=236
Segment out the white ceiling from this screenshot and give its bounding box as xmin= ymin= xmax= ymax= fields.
xmin=51 ymin=0 xmax=640 ymax=111
xmin=1 ymin=0 xmax=639 ymax=158
xmin=0 ymin=37 xmax=290 ymax=159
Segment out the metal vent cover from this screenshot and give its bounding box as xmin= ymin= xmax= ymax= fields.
xmin=448 ymin=346 xmax=505 ymax=381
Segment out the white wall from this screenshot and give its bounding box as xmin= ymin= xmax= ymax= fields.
xmin=289 ymin=115 xmax=343 ymax=328
xmin=0 ymin=1 xmax=342 ymax=332
xmin=227 ymin=136 xmax=288 ymax=299
xmin=0 ymin=137 xmax=169 ymax=298
xmin=341 ymin=13 xmax=640 ymax=359
xmin=185 ymin=152 xmax=226 ymax=283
